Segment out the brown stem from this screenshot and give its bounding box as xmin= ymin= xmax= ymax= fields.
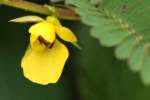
xmin=0 ymin=0 xmax=79 ymax=20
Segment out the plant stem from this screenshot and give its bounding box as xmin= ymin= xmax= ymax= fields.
xmin=0 ymin=0 xmax=79 ymax=20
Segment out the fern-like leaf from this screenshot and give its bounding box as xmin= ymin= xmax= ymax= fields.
xmin=66 ymin=0 xmax=150 ymax=85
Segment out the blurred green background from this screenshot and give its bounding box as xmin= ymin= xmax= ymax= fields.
xmin=1 ymin=0 xmax=150 ymax=100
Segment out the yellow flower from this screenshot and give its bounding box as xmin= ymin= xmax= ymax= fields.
xmin=21 ymin=16 xmax=77 ymax=85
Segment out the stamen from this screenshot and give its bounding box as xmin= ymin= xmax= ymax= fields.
xmin=38 ymin=36 xmax=54 ymax=48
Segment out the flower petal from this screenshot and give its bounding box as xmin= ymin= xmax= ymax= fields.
xmin=46 ymin=16 xmax=62 ymax=27
xmin=56 ymin=26 xmax=77 ymax=42
xmin=9 ymin=15 xmax=44 ymax=23
xmin=29 ymin=21 xmax=55 ymax=43
xmin=21 ymin=40 xmax=69 ymax=85
xmin=30 ymin=34 xmax=46 ymax=51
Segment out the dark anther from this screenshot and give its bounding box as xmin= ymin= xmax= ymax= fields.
xmin=38 ymin=36 xmax=54 ymax=48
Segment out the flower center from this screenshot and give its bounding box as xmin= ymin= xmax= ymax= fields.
xmin=38 ymin=36 xmax=54 ymax=48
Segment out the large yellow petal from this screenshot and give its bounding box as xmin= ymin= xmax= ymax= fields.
xmin=56 ymin=26 xmax=77 ymax=43
xmin=29 ymin=21 xmax=55 ymax=43
xmin=21 ymin=40 xmax=69 ymax=85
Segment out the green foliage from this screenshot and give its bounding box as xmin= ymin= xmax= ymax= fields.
xmin=90 ymin=0 xmax=101 ymax=5
xmin=66 ymin=0 xmax=150 ymax=85
xmin=70 ymin=21 xmax=150 ymax=100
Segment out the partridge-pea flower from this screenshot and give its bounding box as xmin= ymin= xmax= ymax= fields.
xmin=21 ymin=16 xmax=77 ymax=85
